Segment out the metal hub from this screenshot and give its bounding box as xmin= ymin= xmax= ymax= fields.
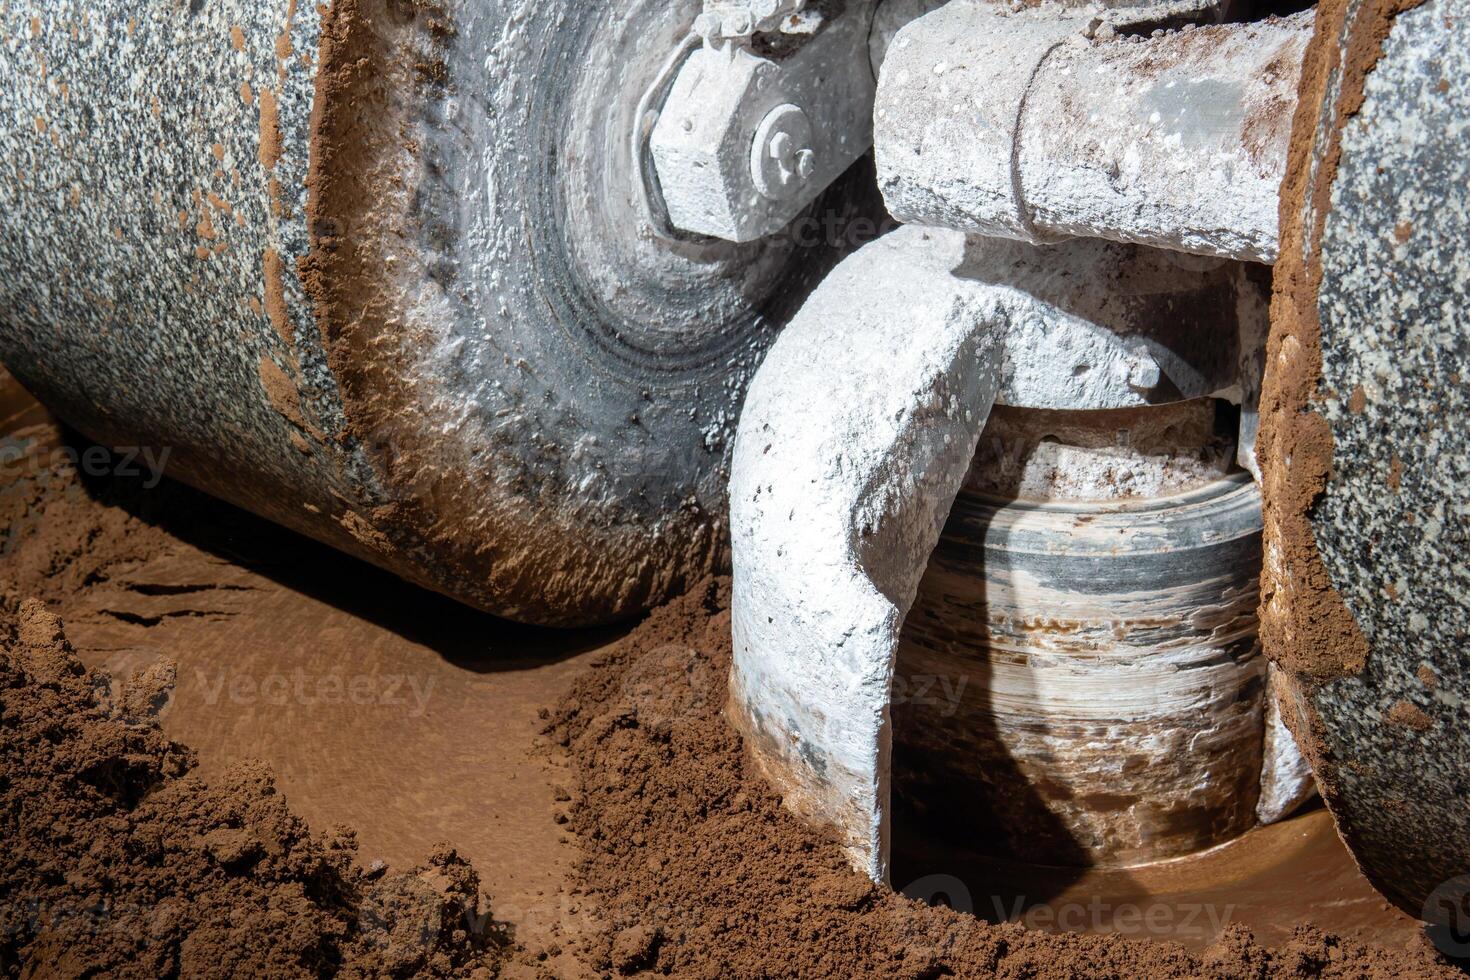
xmin=751 ymin=104 xmax=817 ymax=200
xmin=895 ymin=401 xmax=1281 ymax=870
xmin=644 ymin=0 xmax=877 ymax=242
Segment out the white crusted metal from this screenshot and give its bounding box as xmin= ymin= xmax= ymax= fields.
xmin=729 ymin=230 xmax=1004 ymax=881
xmin=1257 ymin=664 xmax=1319 ymax=825
xmin=751 ymin=105 xmax=817 ymax=201
xmin=813 ymin=229 xmax=1267 ymax=412
xmin=876 ymin=3 xmax=1313 ymax=262
xmin=875 ymin=3 xmax=1087 ymax=244
xmin=868 ymin=0 xmax=949 ymax=77
xmin=651 ymin=4 xmax=876 ymax=241
xmin=729 ymin=225 xmax=1269 ymax=877
xmin=697 ymin=0 xmax=807 ymax=41
xmin=869 ymin=0 xmax=1238 ymax=77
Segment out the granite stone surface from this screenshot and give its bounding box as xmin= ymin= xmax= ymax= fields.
xmin=1307 ymin=0 xmax=1470 ymax=921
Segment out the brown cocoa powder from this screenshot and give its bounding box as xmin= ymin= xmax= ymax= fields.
xmin=0 ymin=598 xmax=509 ymax=978
xmin=264 ymin=247 xmax=294 ymax=345
xmin=258 ymin=355 xmax=310 ymax=432
xmin=258 ymin=86 xmax=283 ymax=173
xmin=1 ymin=378 xmax=1458 ymax=977
xmin=1383 ymin=701 xmax=1433 ymax=732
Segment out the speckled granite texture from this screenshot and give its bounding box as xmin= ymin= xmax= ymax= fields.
xmin=1301 ymin=0 xmax=1469 ymax=921
xmin=0 ymin=0 xmax=377 ymax=551
xmin=0 ymin=1 xmax=874 ymax=625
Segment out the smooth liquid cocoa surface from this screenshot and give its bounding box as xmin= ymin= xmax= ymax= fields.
xmin=0 ymin=376 xmax=1459 ymax=977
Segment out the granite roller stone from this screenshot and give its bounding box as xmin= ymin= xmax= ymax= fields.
xmin=0 ymin=0 xmax=873 ymax=626
xmin=1260 ymin=0 xmax=1470 ymax=926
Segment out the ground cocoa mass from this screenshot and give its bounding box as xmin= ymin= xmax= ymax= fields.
xmin=0 ymin=597 xmax=508 ymax=978
xmin=2 ymin=376 xmax=1462 ymax=978
xmin=546 ymin=579 xmax=1459 ymax=979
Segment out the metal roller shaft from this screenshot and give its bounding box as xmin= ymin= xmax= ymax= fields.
xmin=875 ymin=3 xmax=1313 ymax=262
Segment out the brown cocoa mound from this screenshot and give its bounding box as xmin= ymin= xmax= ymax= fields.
xmin=546 ymin=579 xmax=1458 ymax=978
xmin=0 ymin=597 xmax=507 ymax=979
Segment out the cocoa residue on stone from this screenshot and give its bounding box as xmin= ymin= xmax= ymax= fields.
xmin=546 ymin=579 xmax=1456 ymax=978
xmin=264 ymin=247 xmax=294 ymax=345
xmin=1255 ymin=0 xmax=1429 ymax=861
xmin=0 ymin=598 xmax=508 ymax=978
xmin=258 ymin=355 xmax=310 ymax=431
xmin=1384 ymin=701 xmax=1433 ymax=732
xmin=1256 ymin=0 xmax=1428 ymax=687
xmin=258 ymin=86 xmax=283 ymax=172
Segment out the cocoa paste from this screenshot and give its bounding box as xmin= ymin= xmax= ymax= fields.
xmin=1257 ymin=0 xmax=1427 ymax=685
xmin=0 ymin=597 xmax=509 ymax=978
xmin=546 ymin=579 xmax=1457 ymax=978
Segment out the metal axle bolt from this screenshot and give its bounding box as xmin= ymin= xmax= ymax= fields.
xmin=751 ymin=104 xmax=816 ymax=200
xmin=695 ymin=0 xmax=805 ymax=43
